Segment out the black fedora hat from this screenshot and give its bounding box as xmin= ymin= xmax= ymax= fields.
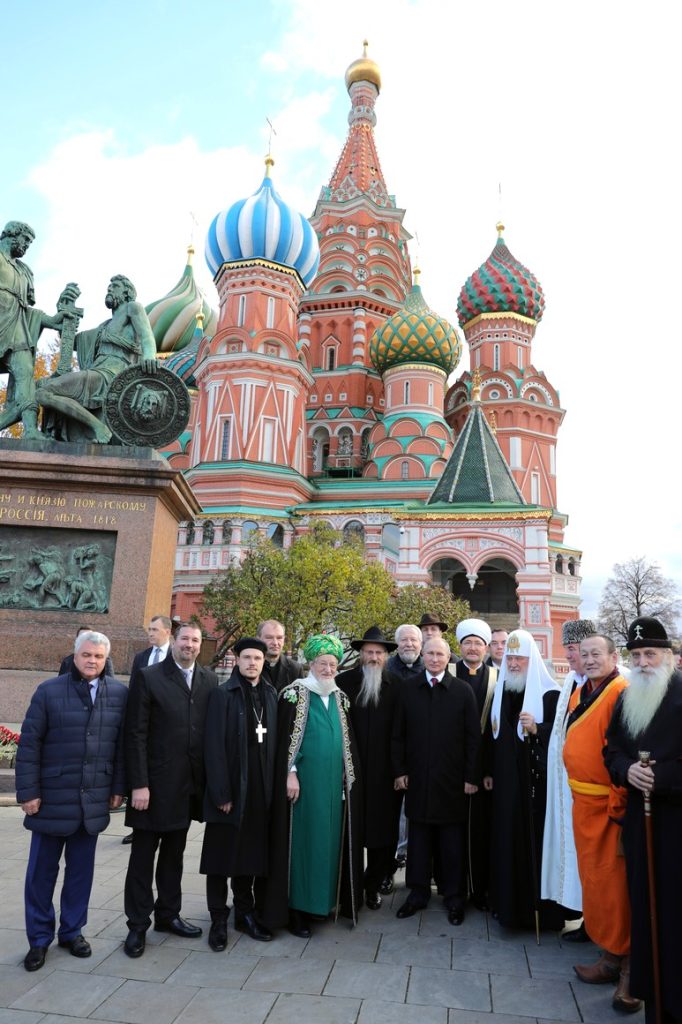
xmin=350 ymin=626 xmax=398 ymax=652
xmin=418 ymin=612 xmax=449 ymax=632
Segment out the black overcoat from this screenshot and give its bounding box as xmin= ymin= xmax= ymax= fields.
xmin=604 ymin=674 xmax=682 ymax=1016
xmin=391 ymin=669 xmax=480 ymax=824
xmin=337 ymin=665 xmax=403 ymax=849
xmin=124 ymin=654 xmax=217 ymax=831
xmin=202 ymin=670 xmax=278 ymax=825
xmin=261 ymin=654 xmax=304 ymax=693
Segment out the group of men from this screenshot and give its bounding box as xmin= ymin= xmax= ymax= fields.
xmin=14 ymin=611 xmax=682 ymax=1024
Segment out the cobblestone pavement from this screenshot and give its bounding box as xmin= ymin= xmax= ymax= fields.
xmin=0 ymin=807 xmax=642 ymax=1024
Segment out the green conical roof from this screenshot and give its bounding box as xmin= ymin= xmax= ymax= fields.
xmin=428 ymin=402 xmax=525 ymax=505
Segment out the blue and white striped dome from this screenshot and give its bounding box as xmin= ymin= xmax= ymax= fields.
xmin=205 ymin=159 xmax=320 ymax=287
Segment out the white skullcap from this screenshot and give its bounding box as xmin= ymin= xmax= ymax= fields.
xmin=455 ymin=618 xmax=491 ymax=645
xmin=490 ymin=629 xmax=559 ymax=739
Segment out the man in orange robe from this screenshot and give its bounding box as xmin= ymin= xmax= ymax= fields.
xmin=563 ymin=633 xmax=640 ymax=1014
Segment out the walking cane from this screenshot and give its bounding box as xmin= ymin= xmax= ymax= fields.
xmin=638 ymin=751 xmax=662 ymax=1024
xmin=523 ymin=728 xmax=541 ymax=945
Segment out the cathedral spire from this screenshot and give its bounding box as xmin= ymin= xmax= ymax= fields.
xmin=327 ymin=43 xmax=390 ymax=204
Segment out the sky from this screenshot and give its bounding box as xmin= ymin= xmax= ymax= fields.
xmin=3 ymin=0 xmax=680 ymax=619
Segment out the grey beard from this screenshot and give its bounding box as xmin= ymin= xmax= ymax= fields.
xmin=504 ymin=670 xmax=527 ymax=693
xmin=400 ymin=651 xmax=419 ymax=666
xmin=621 ymin=664 xmax=673 ymax=738
xmin=358 ymin=664 xmax=383 ymax=708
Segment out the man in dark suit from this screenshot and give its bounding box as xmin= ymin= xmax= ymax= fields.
xmin=129 ymin=615 xmax=173 ymax=680
xmin=16 ymin=631 xmax=127 ymax=972
xmin=392 ymin=636 xmax=480 ymax=925
xmin=122 ymin=622 xmax=218 ymax=957
xmin=256 ymin=619 xmax=304 ymax=692
xmin=337 ymin=626 xmax=402 ymax=910
xmin=59 ymin=625 xmax=115 ymax=677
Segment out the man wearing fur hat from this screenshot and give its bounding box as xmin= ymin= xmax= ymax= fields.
xmin=264 ymin=635 xmax=362 ymax=938
xmin=454 ymin=618 xmax=496 ymax=910
xmin=337 ymin=627 xmax=401 ymax=910
xmin=200 ymin=637 xmax=278 ymax=949
xmin=563 ymin=633 xmax=638 ymax=1012
xmin=487 ymin=629 xmax=564 ymax=930
xmin=541 ymin=619 xmax=595 ymax=941
xmin=605 ymin=617 xmax=682 ymax=1024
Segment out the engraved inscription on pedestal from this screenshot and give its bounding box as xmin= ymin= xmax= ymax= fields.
xmin=0 ymin=527 xmax=116 ymax=612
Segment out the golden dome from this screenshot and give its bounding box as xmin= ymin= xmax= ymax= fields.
xmin=345 ymin=40 xmax=381 ymax=93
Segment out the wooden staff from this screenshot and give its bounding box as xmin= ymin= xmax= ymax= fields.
xmin=638 ymin=751 xmax=662 ymax=1024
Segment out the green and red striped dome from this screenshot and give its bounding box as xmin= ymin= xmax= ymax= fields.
xmin=457 ymin=225 xmax=545 ymax=327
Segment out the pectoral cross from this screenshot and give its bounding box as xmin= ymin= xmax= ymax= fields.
xmin=255 ymin=721 xmax=267 ymax=744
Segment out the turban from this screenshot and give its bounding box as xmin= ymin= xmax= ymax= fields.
xmin=456 ymin=618 xmax=491 ymax=645
xmin=303 ymin=634 xmax=344 ymax=662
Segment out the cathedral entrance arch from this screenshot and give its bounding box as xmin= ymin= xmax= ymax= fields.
xmin=430 ymin=558 xmax=470 ymax=602
xmin=470 ymin=558 xmax=518 ymax=615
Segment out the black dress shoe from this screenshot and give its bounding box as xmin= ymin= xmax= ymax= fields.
xmin=288 ymin=910 xmax=312 ymax=938
xmin=448 ymin=906 xmax=465 ymax=926
xmin=235 ymin=913 xmax=273 ymax=942
xmin=24 ymin=946 xmax=48 ymax=972
xmin=365 ymin=891 xmax=382 ymax=910
xmin=121 ymin=833 xmax=133 ymax=845
xmin=154 ymin=916 xmax=202 ymax=938
xmin=124 ymin=929 xmax=146 ymax=958
xmin=208 ymin=919 xmax=228 ymax=951
xmin=562 ymin=922 xmax=590 ymax=943
xmin=378 ymin=875 xmax=394 ymax=896
xmin=396 ymin=900 xmax=424 ymax=919
xmin=58 ymin=934 xmax=92 ymax=957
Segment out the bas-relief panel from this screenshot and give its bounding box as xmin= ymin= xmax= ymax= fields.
xmin=0 ymin=527 xmax=116 ymax=612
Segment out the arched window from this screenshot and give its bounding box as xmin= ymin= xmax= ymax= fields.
xmin=555 ymin=554 xmax=564 ymax=574
xmin=568 ymin=558 xmax=576 ymax=576
xmin=360 ymin=427 xmax=371 ymax=461
xmin=493 ymin=344 xmax=500 ymax=370
xmin=202 ymin=520 xmax=215 ymax=546
xmin=266 ymin=523 xmax=284 ymax=548
xmin=237 ymin=294 xmax=246 ymax=327
xmin=342 ymin=520 xmax=365 ymax=545
xmin=404 ymin=380 xmax=410 ymax=404
xmin=241 ymin=520 xmax=258 ymax=544
xmin=327 ymin=347 xmax=336 ymax=371
xmin=382 ymin=523 xmax=401 ymax=554
xmin=337 ymin=427 xmax=353 ymax=457
xmin=401 ymin=461 xmax=409 ymax=480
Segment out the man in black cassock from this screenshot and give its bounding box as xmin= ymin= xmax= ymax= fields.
xmin=337 ymin=626 xmax=402 ymax=911
xmin=392 ymin=636 xmax=480 ymax=925
xmin=487 ymin=629 xmax=564 ymax=931
xmin=200 ymin=637 xmax=277 ymax=949
xmin=605 ymin=617 xmax=682 ymax=1024
xmin=453 ymin=618 xmax=496 ymax=910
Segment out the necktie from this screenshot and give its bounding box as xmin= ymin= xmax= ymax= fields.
xmin=430 ymin=677 xmax=439 ymax=687
xmin=89 ymin=683 xmax=97 ymax=705
xmin=151 ymin=647 xmax=161 ymax=665
xmin=185 ymin=668 xmax=192 ymax=690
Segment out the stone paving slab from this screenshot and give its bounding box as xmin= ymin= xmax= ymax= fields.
xmin=377 ymin=931 xmax=451 ymax=968
xmin=490 ymin=973 xmax=580 ymax=1020
xmin=359 ymin=999 xmax=447 ymax=1024
xmin=302 ymin=928 xmax=379 ymax=963
xmin=166 ymin=950 xmax=258 ymax=989
xmin=406 ymin=965 xmax=491 ymax=1011
xmin=567 ymin=980 xmax=644 ymax=1023
xmin=89 ymin=979 xmax=198 ymax=1024
xmin=174 ymin=988 xmax=277 ymax=1024
xmin=93 ymin=943 xmax=191 ymax=982
xmin=0 ymin=1010 xmax=46 ymax=1024
xmin=266 ymin=993 xmax=361 ymax=1024
xmin=245 ymin=956 xmax=335 ymax=995
xmin=452 ymin=937 xmax=529 ymax=976
xmin=0 ymin=964 xmax=57 ymax=1007
xmin=10 ymin=970 xmax=124 ymax=1015
xmin=324 ymin=960 xmax=410 ymax=1002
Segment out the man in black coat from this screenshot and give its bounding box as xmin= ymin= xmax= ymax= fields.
xmin=16 ymin=631 xmax=127 ymax=972
xmin=200 ymin=637 xmax=277 ymax=950
xmin=454 ymin=618 xmax=496 ymax=910
xmin=337 ymin=626 xmax=401 ymax=911
xmin=256 ymin=619 xmax=304 ymax=692
xmin=605 ymin=617 xmax=682 ymax=1024
xmin=386 ymin=623 xmax=424 ymax=681
xmin=128 ymin=615 xmax=173 ymax=680
xmin=123 ymin=622 xmax=217 ymax=958
xmin=392 ymin=636 xmax=480 ymax=925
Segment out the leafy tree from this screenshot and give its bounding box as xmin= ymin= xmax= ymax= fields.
xmin=597 ymin=556 xmax=681 ymax=647
xmin=202 ymin=521 xmax=395 ymax=661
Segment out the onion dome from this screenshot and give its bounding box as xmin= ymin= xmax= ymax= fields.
xmin=146 ymin=246 xmax=217 ymax=354
xmin=370 ymin=271 xmax=462 ymax=375
xmin=457 ymin=223 xmax=545 ymax=327
xmin=345 ymin=39 xmax=381 ymax=93
xmin=166 ymin=311 xmax=204 ymax=388
xmin=205 ymin=157 xmax=320 ymax=286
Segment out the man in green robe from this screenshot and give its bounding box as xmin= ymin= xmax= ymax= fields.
xmin=263 ymin=634 xmax=363 ymax=937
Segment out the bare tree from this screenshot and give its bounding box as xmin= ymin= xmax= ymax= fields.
xmin=597 ymin=556 xmax=681 ymax=646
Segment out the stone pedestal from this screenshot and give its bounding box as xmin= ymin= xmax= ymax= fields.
xmin=0 ymin=439 xmax=200 ymax=673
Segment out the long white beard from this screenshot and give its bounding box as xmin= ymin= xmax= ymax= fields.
xmin=400 ymin=651 xmax=419 ymax=666
xmin=358 ymin=664 xmax=383 ymax=708
xmin=504 ymin=670 xmax=527 ymax=693
xmin=621 ymin=664 xmax=673 ymax=738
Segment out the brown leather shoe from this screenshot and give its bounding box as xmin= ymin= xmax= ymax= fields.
xmin=574 ymin=951 xmax=621 ymax=984
xmin=612 ymin=956 xmax=642 ymax=1013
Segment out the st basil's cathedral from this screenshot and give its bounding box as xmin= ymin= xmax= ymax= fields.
xmin=148 ymin=45 xmax=582 ymax=670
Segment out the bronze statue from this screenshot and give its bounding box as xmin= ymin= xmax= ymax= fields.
xmin=0 ymin=222 xmax=69 ymax=438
